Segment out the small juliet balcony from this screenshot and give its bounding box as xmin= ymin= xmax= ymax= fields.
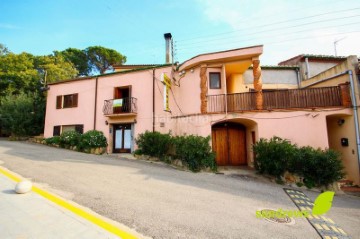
xmin=207 ymin=85 xmax=350 ymax=113
xmin=103 ymin=97 xmax=137 ymax=117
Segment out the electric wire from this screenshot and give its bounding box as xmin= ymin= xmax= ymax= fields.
xmin=177 ymin=6 xmax=360 ymax=43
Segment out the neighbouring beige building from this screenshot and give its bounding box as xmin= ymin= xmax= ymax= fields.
xmin=44 ymin=34 xmax=360 ymax=185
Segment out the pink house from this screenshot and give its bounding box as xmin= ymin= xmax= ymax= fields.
xmin=44 ymin=34 xmax=360 ymax=185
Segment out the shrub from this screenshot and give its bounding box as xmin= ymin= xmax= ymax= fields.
xmin=135 ymin=131 xmax=172 ymax=158
xmin=253 ymin=136 xmax=297 ymax=178
xmin=79 ymin=130 xmax=107 ymax=150
xmin=59 ymin=130 xmax=81 ymax=148
xmin=173 ymin=135 xmax=217 ymax=172
xmin=45 ymin=136 xmax=60 ymax=146
xmin=133 ymin=149 xmax=143 ymax=155
xmin=289 ymin=147 xmax=345 ymax=188
xmin=254 ymin=136 xmax=345 ymax=187
xmin=135 ymin=132 xmax=217 ymax=172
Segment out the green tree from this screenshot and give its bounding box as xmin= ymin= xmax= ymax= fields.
xmin=55 ymin=48 xmax=90 ymax=76
xmin=34 ymin=54 xmax=78 ymax=83
xmin=85 ymin=46 xmax=126 ymax=74
xmin=0 ymin=46 xmax=78 ymax=136
xmin=0 ymin=94 xmax=44 ymax=136
xmin=0 ymin=52 xmax=38 ymax=97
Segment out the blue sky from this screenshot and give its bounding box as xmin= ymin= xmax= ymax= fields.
xmin=1 ymin=0 xmax=359 ymax=65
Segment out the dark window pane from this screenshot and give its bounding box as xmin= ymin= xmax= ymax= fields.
xmin=209 ymin=73 xmax=221 ymax=89
xmin=73 ymin=94 xmax=78 ymax=107
xmin=53 ymin=126 xmax=61 ymax=136
xmin=75 ymin=124 xmax=84 ymax=134
xmin=63 ymin=94 xmax=78 ymax=108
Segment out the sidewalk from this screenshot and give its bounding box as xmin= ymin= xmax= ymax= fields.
xmin=0 ymin=173 xmax=124 ymax=239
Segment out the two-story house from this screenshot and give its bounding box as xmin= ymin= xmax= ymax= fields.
xmin=44 ymin=34 xmax=360 ymax=185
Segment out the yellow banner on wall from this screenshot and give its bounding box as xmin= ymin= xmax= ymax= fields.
xmin=161 ymin=73 xmax=171 ymax=112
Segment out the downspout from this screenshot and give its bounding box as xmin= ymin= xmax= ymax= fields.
xmin=222 ymin=64 xmax=227 ymax=117
xmin=152 ymin=69 xmax=155 ymax=132
xmin=305 ymin=57 xmax=310 ymax=79
xmin=296 ymin=68 xmax=301 ymax=88
xmin=348 ymin=70 xmax=360 ymax=175
xmin=93 ymin=77 xmax=98 ymax=130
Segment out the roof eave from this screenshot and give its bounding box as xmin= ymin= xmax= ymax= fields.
xmin=179 ymin=45 xmax=263 ymax=71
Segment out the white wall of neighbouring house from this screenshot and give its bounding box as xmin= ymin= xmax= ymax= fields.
xmin=243 ymin=68 xmax=298 ymax=90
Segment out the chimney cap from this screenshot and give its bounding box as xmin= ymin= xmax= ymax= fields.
xmin=164 ymin=33 xmax=172 ymax=39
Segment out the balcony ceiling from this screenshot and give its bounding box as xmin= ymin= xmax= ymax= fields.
xmin=225 ymin=60 xmax=252 ymax=78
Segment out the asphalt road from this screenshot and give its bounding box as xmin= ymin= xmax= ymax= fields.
xmin=0 ymin=139 xmax=359 ymax=239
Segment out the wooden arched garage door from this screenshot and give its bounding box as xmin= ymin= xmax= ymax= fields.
xmin=212 ymin=122 xmax=247 ymax=166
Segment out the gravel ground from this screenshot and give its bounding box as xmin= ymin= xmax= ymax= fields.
xmin=0 ymin=139 xmax=359 ymax=239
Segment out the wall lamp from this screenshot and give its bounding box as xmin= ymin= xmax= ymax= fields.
xmin=337 ymin=119 xmax=345 ymax=126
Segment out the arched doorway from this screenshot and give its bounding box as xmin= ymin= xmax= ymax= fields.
xmin=212 ymin=122 xmax=247 ymax=166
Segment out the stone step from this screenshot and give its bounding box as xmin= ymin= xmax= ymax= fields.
xmin=338 ymin=179 xmax=353 ymax=187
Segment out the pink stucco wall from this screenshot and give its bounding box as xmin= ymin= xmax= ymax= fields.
xmin=44 ymin=79 xmax=97 ymax=137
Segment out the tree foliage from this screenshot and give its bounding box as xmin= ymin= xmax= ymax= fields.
xmin=55 ymin=48 xmax=89 ymax=76
xmin=34 ymin=54 xmax=78 ymax=83
xmin=85 ymin=46 xmax=126 ymax=74
xmin=0 ymin=94 xmax=45 ymax=136
xmin=0 ymin=52 xmax=38 ymax=96
xmin=0 ymin=45 xmax=78 ymax=136
xmin=0 ymin=43 xmax=126 ymax=136
xmin=55 ymin=46 xmax=126 ymax=76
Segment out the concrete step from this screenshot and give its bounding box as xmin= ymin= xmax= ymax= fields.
xmin=338 ymin=179 xmax=353 ymax=187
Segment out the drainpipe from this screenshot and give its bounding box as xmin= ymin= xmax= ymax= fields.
xmin=348 ymin=70 xmax=360 ymax=175
xmin=152 ymin=69 xmax=155 ymax=132
xmin=305 ymin=57 xmax=310 ymax=79
xmin=93 ymin=77 xmax=98 ymax=130
xmin=222 ymin=64 xmax=227 ymax=116
xmin=296 ymin=68 xmax=301 ymax=88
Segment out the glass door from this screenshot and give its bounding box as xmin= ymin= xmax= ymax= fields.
xmin=113 ymin=124 xmax=132 ymax=153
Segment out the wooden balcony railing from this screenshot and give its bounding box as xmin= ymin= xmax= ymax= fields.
xmin=207 ymin=86 xmax=347 ymax=113
xmin=103 ymin=97 xmax=137 ymax=115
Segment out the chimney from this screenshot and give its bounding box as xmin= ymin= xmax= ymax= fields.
xmin=164 ymin=33 xmax=172 ymax=64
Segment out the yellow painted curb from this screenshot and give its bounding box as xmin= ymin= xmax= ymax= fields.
xmin=0 ymin=167 xmax=137 ymax=239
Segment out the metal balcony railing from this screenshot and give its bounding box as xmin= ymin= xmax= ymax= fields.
xmin=103 ymin=97 xmax=137 ymax=115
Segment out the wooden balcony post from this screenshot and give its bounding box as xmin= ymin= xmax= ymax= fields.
xmin=200 ymin=65 xmax=208 ymax=113
xmin=339 ymin=82 xmax=351 ymax=107
xmin=252 ymin=59 xmax=263 ymax=110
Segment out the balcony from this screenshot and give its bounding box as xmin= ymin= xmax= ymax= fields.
xmin=207 ymin=86 xmax=348 ymax=113
xmin=103 ymin=97 xmax=137 ymax=116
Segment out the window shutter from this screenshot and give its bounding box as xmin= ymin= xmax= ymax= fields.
xmin=73 ymin=94 xmax=78 ymax=107
xmin=56 ymin=96 xmax=62 ymax=109
xmin=75 ymin=124 xmax=84 ymax=134
xmin=53 ymin=126 xmax=61 ymax=136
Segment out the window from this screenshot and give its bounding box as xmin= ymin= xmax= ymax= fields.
xmin=53 ymin=124 xmax=84 ymax=136
xmin=209 ymin=72 xmax=221 ymax=89
xmin=63 ymin=94 xmax=78 ymax=108
xmin=56 ymin=93 xmax=78 ymax=109
xmin=53 ymin=126 xmax=61 ymax=136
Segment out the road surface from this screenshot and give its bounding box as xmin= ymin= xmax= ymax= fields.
xmin=0 ymin=139 xmax=359 ymax=239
